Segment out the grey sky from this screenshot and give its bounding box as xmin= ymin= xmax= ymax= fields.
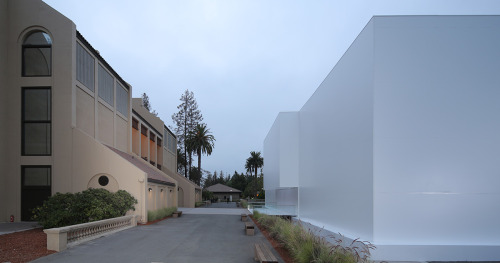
xmin=44 ymin=0 xmax=500 ymax=177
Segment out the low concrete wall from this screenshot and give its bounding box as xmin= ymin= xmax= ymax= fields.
xmin=44 ymin=215 xmax=137 ymax=251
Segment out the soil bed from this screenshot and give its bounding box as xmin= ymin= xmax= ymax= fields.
xmin=138 ymin=215 xmax=173 ymax=226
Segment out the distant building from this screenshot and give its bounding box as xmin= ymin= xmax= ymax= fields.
xmin=0 ymin=0 xmax=200 ymax=223
xmin=264 ymin=16 xmax=500 ymax=261
xmin=205 ymin=184 xmax=241 ymax=202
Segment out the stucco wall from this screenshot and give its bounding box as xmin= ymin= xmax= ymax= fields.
xmin=169 ymin=172 xmax=198 ymax=208
xmin=0 ymin=0 xmax=76 ymax=221
xmin=72 ymin=128 xmax=148 ymax=222
xmin=0 ymin=0 xmax=8 ymax=221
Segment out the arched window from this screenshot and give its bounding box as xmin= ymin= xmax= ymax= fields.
xmin=22 ymin=31 xmax=52 ymax=76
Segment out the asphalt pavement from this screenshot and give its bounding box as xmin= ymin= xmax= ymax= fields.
xmin=31 ymin=208 xmax=284 ymax=263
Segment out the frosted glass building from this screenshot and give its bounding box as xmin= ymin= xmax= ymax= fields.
xmin=264 ymin=16 xmax=500 ymax=261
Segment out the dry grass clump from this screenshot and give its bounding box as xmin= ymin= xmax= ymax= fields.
xmin=253 ymin=211 xmax=374 ymax=263
xmin=147 ymin=207 xmax=177 ymax=222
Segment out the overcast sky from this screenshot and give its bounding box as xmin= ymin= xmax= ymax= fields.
xmin=44 ymin=0 xmax=500 ymax=177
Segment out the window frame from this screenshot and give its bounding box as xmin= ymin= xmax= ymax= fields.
xmin=22 ymin=31 xmax=52 ymax=77
xmin=22 ymin=87 xmax=52 ymax=156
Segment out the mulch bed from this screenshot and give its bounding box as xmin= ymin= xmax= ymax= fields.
xmin=0 ymin=228 xmax=56 ymax=263
xmin=250 ymin=216 xmax=294 ymax=263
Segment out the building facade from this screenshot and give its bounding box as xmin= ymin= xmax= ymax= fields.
xmin=0 ymin=0 xmax=199 ymax=223
xmin=264 ymin=16 xmax=500 ymax=261
xmin=131 ymin=98 xmax=201 ymax=208
xmin=205 ymin=183 xmax=241 ymax=202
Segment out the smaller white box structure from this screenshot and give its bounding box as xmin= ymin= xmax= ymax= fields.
xmin=264 ymin=16 xmax=500 ymax=261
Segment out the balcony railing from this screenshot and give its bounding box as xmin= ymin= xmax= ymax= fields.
xmin=43 ymin=215 xmax=137 ymax=252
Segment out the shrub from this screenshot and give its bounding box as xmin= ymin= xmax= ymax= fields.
xmin=240 ymin=199 xmax=248 ymax=208
xmin=32 ymin=188 xmax=137 ymax=229
xmin=256 ymin=213 xmax=372 ymax=263
xmin=148 ymin=207 xmax=177 ymax=222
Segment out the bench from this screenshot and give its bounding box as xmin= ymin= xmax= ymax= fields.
xmin=254 ymin=243 xmax=278 ymax=263
xmin=244 ymin=221 xmax=254 ymax=236
xmin=241 ymin=213 xmax=248 ymax=221
xmin=173 ymin=211 xmax=182 ymax=218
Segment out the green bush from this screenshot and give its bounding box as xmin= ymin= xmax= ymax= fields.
xmin=32 ymin=188 xmax=137 ymax=229
xmin=240 ymin=199 xmax=248 ymax=209
xmin=148 ymin=207 xmax=177 ymax=222
xmin=256 ymin=213 xmax=371 ymax=263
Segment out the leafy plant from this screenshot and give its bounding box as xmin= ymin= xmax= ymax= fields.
xmin=32 ymin=188 xmax=137 ymax=229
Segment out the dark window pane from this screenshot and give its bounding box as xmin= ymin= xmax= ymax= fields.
xmin=23 ymin=47 xmax=51 ymax=76
xmin=24 ymin=89 xmax=50 ymax=121
xmin=24 ymin=32 xmax=52 ymax=45
xmin=24 ymin=123 xmax=51 ymax=155
xmin=23 ymin=167 xmax=51 ymax=186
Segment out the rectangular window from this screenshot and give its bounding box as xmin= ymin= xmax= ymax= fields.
xmin=98 ymin=64 xmax=114 ymax=106
xmin=76 ymin=43 xmax=95 ymax=91
xmin=132 ymin=118 xmax=139 ymax=130
xmin=23 ymin=47 xmax=51 ymax=76
xmin=116 ymin=82 xmax=128 ymax=117
xmin=21 ymin=165 xmax=51 ymax=221
xmin=164 ymin=131 xmax=176 ymax=153
xmin=164 ymin=129 xmax=168 ymax=148
xmin=22 ymin=88 xmax=51 ymax=155
xmin=22 ymin=166 xmax=51 ymax=186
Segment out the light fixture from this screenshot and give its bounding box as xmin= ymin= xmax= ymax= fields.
xmin=148 ymin=188 xmax=152 ymax=192
xmin=161 ymin=189 xmax=163 ymax=192
xmin=170 ymin=189 xmax=172 ymax=193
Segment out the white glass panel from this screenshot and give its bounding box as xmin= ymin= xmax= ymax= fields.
xmin=76 ymin=43 xmax=95 ymax=91
xmin=116 ymin=82 xmax=128 ymax=116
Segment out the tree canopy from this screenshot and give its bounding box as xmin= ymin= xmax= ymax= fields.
xmin=172 ymin=90 xmax=203 ymax=178
xmin=186 ymin=123 xmax=215 ymax=175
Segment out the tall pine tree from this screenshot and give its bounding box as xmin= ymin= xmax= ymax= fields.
xmin=172 ymin=90 xmax=203 ymax=178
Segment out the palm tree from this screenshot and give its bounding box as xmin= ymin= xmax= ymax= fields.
xmin=186 ymin=123 xmax=215 ymax=175
xmin=245 ymin=151 xmax=264 ymax=196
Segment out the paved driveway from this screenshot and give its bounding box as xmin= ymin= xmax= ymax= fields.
xmin=32 ymin=209 xmax=284 ymax=263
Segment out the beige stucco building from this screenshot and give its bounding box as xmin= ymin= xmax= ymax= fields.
xmin=0 ymin=0 xmax=200 ymax=223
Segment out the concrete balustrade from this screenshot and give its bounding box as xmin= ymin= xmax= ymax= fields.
xmin=44 ymin=215 xmax=137 ymax=251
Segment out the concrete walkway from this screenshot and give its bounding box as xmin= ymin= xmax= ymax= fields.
xmin=32 ymin=208 xmax=284 ymax=263
xmin=0 ymin=222 xmax=40 ymax=235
